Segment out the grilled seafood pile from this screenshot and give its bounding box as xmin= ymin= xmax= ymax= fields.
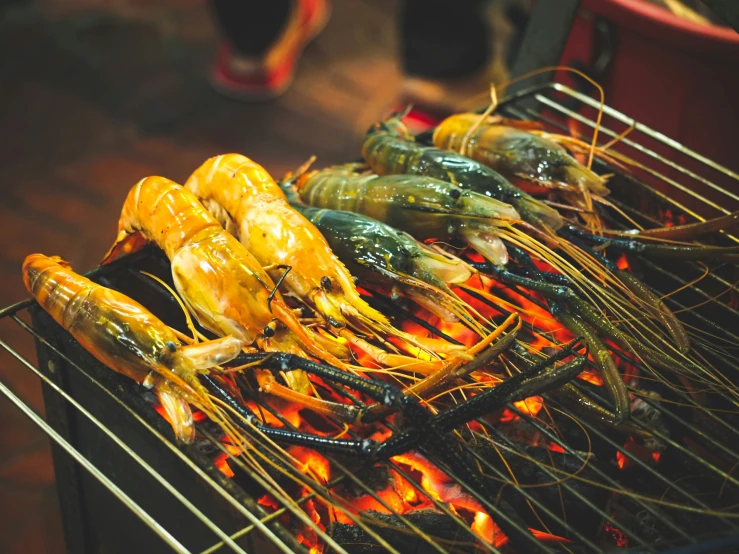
xmin=19 ymin=103 xmax=739 ymax=551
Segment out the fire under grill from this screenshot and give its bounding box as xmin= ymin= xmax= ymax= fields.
xmin=1 ymin=83 xmax=738 ymax=554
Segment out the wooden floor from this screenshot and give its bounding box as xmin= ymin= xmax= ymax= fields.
xmin=0 ymin=0 xmax=403 ymax=551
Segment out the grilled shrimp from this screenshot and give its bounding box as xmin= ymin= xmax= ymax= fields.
xmin=185 ymin=154 xmax=394 ymax=332
xmin=290 ymin=202 xmax=489 ymax=335
xmin=363 ymin=114 xmax=564 ymax=231
xmin=295 ymin=166 xmax=520 ymax=266
xmin=23 ymin=254 xmax=243 ymax=443
xmin=433 ymin=113 xmax=610 ymax=197
xmin=185 ymin=154 xmax=473 ymax=368
xmin=102 ymin=176 xmax=350 ymax=397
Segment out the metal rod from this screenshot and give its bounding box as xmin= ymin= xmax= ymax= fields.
xmin=495 ymin=408 xmax=658 ymax=552
xmin=234 ymin=390 xmax=447 ymax=554
xmin=0 ymin=376 xmax=191 ymax=554
xmin=0 ymin=336 xmax=249 ymax=554
xmin=533 ymin=93 xmax=739 ymax=211
xmin=197 ymin=428 xmax=352 ymax=554
xmin=7 ymin=317 xmax=305 ymax=554
xmin=543 ymin=394 xmax=726 ymax=528
xmin=200 ymin=476 xmax=347 ymax=554
xmin=544 ymin=82 xmax=739 ymax=182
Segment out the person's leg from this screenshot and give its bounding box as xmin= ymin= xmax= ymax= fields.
xmin=400 ymin=0 xmax=490 ymax=80
xmin=210 ymin=0 xmax=293 ymax=57
xmin=209 ymin=0 xmax=330 ymax=100
xmin=396 ymin=0 xmax=516 ymax=121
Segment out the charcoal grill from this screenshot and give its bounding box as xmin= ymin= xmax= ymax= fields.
xmin=1 ymin=83 xmax=738 ymax=554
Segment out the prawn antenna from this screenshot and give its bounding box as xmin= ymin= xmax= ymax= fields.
xmin=140 ymin=271 xmax=201 ymax=343
xmin=267 ymin=265 xmax=292 ymax=313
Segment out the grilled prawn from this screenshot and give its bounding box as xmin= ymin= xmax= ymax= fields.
xmin=185 ymin=154 xmax=394 ymax=331
xmin=363 ymin=114 xmax=564 ymax=231
xmin=23 ymin=254 xmax=243 ymax=443
xmin=433 ymin=113 xmax=610 ymax=197
xmin=185 ymin=154 xmax=473 ymax=367
xmin=290 ymin=202 xmax=489 ymax=334
xmin=102 ymin=176 xmax=351 ymax=409
xmin=295 ymin=166 xmax=520 ymax=266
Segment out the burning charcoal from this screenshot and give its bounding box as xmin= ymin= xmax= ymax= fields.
xmin=469 ymin=440 xmax=610 ymax=539
xmin=328 ymin=509 xmax=478 ymax=554
xmin=333 ymin=464 xmax=392 ymax=498
xmin=605 ymin=495 xmax=672 ymax=550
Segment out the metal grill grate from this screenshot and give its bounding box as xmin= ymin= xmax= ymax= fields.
xmin=1 ymin=82 xmax=738 ymax=554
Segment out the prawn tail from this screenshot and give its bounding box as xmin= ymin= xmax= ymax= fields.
xmin=102 ymin=231 xmax=149 ymax=265
xmin=513 ymin=195 xmax=564 ymax=231
xmin=459 ymin=221 xmax=509 ymax=266
xmin=270 ymin=301 xmax=349 ymax=370
xmin=563 ymin=164 xmax=611 ymax=197
xmin=153 ymin=377 xmax=196 ymax=444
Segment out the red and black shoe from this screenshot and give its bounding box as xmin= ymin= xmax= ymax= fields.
xmin=209 ymin=0 xmax=330 ymax=101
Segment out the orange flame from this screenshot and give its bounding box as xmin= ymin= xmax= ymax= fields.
xmin=500 ymin=396 xmax=544 ymax=423
xmin=616 ymin=253 xmax=630 ymax=271
xmin=213 ymin=453 xmax=234 ymax=478
xmin=471 ymin=512 xmax=508 ymax=548
xmin=290 ymin=447 xmax=331 ymax=483
xmin=579 ymin=371 xmax=604 ymax=386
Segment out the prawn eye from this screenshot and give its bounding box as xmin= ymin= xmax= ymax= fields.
xmin=166 ymin=341 xmax=178 ymax=353
xmin=320 ymin=276 xmax=332 ymax=291
xmin=449 ymin=188 xmax=461 ymax=199
xmin=262 ymin=325 xmax=275 ymax=338
xmin=327 ymin=316 xmax=344 ymax=328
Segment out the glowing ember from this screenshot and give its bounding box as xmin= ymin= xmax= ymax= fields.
xmin=605 ymin=520 xmax=630 ymax=548
xmin=258 ymin=494 xmax=279 ymax=510
xmin=616 ymin=253 xmax=630 ymax=271
xmin=616 ymin=450 xmax=627 ymax=470
xmin=471 ymin=512 xmax=507 ymax=548
xmin=291 ymin=447 xmax=331 ymax=483
xmin=579 ymin=371 xmax=604 ymax=386
xmin=530 ymin=529 xmax=572 ymax=544
xmin=500 ymin=396 xmax=544 ymax=423
xmin=213 ymin=453 xmax=234 ymax=478
xmin=616 ymin=438 xmax=662 ymax=470
xmin=247 ymin=400 xmax=302 ymax=429
xmin=548 ymin=442 xmax=566 ymax=454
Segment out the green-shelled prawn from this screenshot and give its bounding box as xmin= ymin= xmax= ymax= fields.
xmin=289 ymin=201 xmax=489 ymax=335
xmin=362 ymin=114 xmax=563 ymax=231
xmin=295 ymin=166 xmax=520 ymax=266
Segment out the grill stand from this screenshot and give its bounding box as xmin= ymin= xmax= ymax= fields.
xmin=30 ymin=305 xmax=301 ymax=554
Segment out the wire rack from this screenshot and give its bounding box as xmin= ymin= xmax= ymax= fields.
xmin=1 ymin=82 xmax=738 ymax=554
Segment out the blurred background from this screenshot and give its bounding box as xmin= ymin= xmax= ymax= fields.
xmin=0 ymin=0 xmax=735 ymax=552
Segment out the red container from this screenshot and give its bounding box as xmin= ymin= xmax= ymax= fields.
xmin=558 ymin=0 xmax=739 ymax=215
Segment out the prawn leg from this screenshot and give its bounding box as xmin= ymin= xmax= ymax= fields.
xmin=363 ymin=313 xmax=522 ymax=422
xmin=254 ymin=369 xmax=361 ymax=422
xmin=549 ymin=301 xmax=630 ymax=422
xmin=561 ymin=225 xmax=739 ymax=262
